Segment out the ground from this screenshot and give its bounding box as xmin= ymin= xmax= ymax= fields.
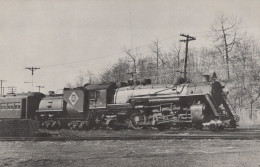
xmin=1 ymin=139 xmax=260 ymax=167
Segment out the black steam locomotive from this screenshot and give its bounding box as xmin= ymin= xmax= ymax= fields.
xmin=34 ymin=75 xmax=238 ymax=130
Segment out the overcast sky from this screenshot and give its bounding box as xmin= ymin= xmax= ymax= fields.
xmin=1 ymin=0 xmax=260 ymax=94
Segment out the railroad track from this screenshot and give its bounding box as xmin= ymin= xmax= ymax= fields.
xmin=1 ymin=134 xmax=260 ymax=141
xmin=1 ymin=128 xmax=260 ymax=141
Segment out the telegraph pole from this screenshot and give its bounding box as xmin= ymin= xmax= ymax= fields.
xmin=8 ymin=86 xmax=16 ymax=94
xmin=180 ymin=34 xmax=196 ymax=79
xmin=2 ymin=87 xmax=8 ymax=95
xmin=0 ymin=80 xmax=7 ymax=95
xmin=25 ymin=67 xmax=40 ymax=92
xmin=35 ymin=86 xmax=44 ymax=92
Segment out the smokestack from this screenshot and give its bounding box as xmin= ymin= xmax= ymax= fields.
xmin=49 ymin=91 xmax=55 ymax=96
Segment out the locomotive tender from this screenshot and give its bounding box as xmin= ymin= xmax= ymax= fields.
xmin=36 ymin=75 xmax=237 ymax=130
xmin=36 ymin=83 xmax=117 ymax=129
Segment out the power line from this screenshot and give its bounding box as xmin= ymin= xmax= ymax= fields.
xmin=24 ymin=23 xmax=260 ymax=70
xmin=39 ymin=50 xmax=126 ymax=68
xmin=33 ymin=35 xmax=213 ymax=69
xmin=36 ymin=35 xmax=188 ymax=69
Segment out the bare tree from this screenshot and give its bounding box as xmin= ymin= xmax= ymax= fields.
xmin=150 ymin=38 xmax=165 ymax=83
xmin=137 ymin=56 xmax=157 ymax=83
xmin=64 ymin=82 xmax=74 ymax=88
xmin=85 ymin=70 xmax=99 ymax=84
xmin=210 ymin=15 xmax=240 ymax=80
xmin=171 ymin=42 xmax=182 ymax=71
xmin=225 ymin=34 xmax=260 ymax=119
xmin=65 ymin=70 xmax=100 ymax=88
xmin=100 ymin=58 xmax=131 ymax=83
xmin=124 ymin=47 xmax=137 ymax=82
xmin=100 ymin=68 xmax=113 ymax=83
xmin=75 ymin=74 xmax=86 ymax=87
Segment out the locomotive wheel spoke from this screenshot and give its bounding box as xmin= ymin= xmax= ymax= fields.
xmin=129 ymin=114 xmax=144 ymax=130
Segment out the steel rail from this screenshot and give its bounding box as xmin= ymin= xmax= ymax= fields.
xmin=1 ymin=134 xmax=260 ymax=141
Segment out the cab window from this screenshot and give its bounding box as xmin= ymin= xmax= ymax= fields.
xmin=89 ymin=91 xmax=96 ymax=100
xmin=96 ymin=91 xmax=100 ymax=99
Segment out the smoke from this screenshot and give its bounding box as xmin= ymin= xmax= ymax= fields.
xmin=236 ymin=108 xmax=260 ymax=128
xmin=203 ymin=120 xmax=223 ymax=127
xmin=202 ymin=119 xmax=232 ymax=130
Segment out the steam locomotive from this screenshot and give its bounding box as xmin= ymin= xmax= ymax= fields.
xmin=34 ymin=74 xmax=238 ymax=130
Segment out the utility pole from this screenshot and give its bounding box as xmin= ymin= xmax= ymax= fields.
xmin=35 ymin=86 xmax=44 ymax=92
xmin=8 ymin=86 xmax=16 ymax=94
xmin=25 ymin=67 xmax=40 ymax=92
xmin=0 ymin=80 xmax=7 ymax=95
xmin=2 ymin=87 xmax=8 ymax=95
xmin=179 ymin=34 xmax=196 ymax=79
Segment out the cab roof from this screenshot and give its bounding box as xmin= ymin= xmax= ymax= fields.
xmin=84 ymin=82 xmax=117 ymax=90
